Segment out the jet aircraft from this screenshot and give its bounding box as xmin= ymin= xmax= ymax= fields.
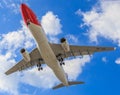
xmin=5 ymin=3 xmax=115 ymax=89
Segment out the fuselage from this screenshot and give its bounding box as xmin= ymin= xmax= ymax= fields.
xmin=21 ymin=4 xmax=68 ymax=86
xmin=28 ymin=22 xmax=68 ymax=85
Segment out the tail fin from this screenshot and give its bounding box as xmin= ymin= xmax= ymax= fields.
xmin=52 ymin=81 xmax=84 ymax=89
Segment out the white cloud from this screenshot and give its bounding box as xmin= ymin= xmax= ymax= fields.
xmin=115 ymin=58 xmax=120 ymax=64
xmin=41 ymin=11 xmax=62 ymax=43
xmin=1 ymin=30 xmax=24 ymax=50
xmin=0 ymin=21 xmax=34 ymax=53
xmin=0 ymin=21 xmax=34 ymax=95
xmin=49 ymin=36 xmax=59 ymax=43
xmin=77 ymin=1 xmax=120 ymax=46
xmin=9 ymin=3 xmax=20 ymax=14
xmin=0 ymin=53 xmax=19 ymax=95
xmin=64 ymin=56 xmax=90 ymax=80
xmin=41 ymin=11 xmax=62 ymax=36
xmin=20 ymin=66 xmax=59 ymax=89
xmin=66 ymin=34 xmax=78 ymax=43
xmin=0 ymin=0 xmax=28 ymax=14
xmin=1 ymin=1 xmax=19 ymax=14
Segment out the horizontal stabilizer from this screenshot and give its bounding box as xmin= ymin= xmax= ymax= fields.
xmin=52 ymin=81 xmax=84 ymax=89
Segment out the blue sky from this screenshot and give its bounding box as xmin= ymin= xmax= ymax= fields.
xmin=0 ymin=0 xmax=120 ymax=95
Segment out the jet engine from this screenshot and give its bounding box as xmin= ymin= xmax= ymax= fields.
xmin=20 ymin=48 xmax=31 ymax=62
xmin=60 ymin=38 xmax=70 ymax=52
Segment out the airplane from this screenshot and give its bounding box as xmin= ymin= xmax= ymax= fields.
xmin=5 ymin=3 xmax=115 ymax=89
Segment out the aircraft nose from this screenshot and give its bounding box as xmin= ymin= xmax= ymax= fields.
xmin=21 ymin=3 xmax=28 ymax=11
xmin=20 ymin=3 xmax=41 ymax=26
xmin=21 ymin=3 xmax=26 ymax=8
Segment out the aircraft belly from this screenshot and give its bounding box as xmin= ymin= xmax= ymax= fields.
xmin=28 ymin=23 xmax=68 ymax=86
xmin=38 ymin=41 xmax=68 ymax=86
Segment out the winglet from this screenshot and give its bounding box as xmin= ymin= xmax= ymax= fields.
xmin=52 ymin=81 xmax=84 ymax=90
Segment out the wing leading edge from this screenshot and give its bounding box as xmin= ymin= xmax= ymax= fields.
xmin=5 ymin=44 xmax=115 ymax=75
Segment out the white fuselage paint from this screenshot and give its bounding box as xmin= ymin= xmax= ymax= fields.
xmin=28 ymin=22 xmax=68 ymax=86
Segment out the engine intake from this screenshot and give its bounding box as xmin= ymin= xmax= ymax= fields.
xmin=60 ymin=38 xmax=70 ymax=52
xmin=20 ymin=48 xmax=31 ymax=62
xmin=60 ymin=38 xmax=66 ymax=43
xmin=21 ymin=48 xmax=25 ymax=53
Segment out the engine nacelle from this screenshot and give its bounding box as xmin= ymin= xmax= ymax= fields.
xmin=20 ymin=48 xmax=30 ymax=62
xmin=60 ymin=38 xmax=70 ymax=52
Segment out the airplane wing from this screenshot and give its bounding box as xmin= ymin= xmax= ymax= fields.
xmin=5 ymin=48 xmax=44 ymax=75
xmin=5 ymin=44 xmax=114 ymax=75
xmin=50 ymin=43 xmax=115 ymax=58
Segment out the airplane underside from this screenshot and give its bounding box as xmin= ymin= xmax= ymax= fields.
xmin=28 ymin=22 xmax=69 ymax=86
xmin=5 ymin=3 xmax=115 ymax=90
